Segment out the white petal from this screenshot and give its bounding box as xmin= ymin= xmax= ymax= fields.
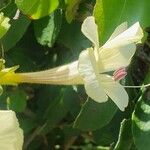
xmin=81 ymin=16 xmax=99 ymax=48
xmin=107 ymin=22 xmax=127 ymax=42
xmin=99 ymin=44 xmax=136 ymax=73
xmin=78 ymin=48 xmax=108 ymax=102
xmin=0 ymin=110 xmax=23 ymax=150
xmin=100 ymin=74 xmax=128 ymax=111
xmin=103 ymin=22 xmax=143 ymax=49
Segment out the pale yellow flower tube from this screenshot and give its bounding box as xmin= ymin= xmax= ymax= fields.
xmin=0 ymin=61 xmax=83 ymax=85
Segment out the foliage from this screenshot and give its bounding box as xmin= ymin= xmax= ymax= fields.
xmin=0 ymin=0 xmax=150 ymax=149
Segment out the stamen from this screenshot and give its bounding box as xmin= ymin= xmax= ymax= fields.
xmin=113 ymin=67 xmax=127 ymax=81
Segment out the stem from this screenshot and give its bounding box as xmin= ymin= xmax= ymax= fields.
xmin=24 ymin=124 xmax=46 ymax=150
xmin=64 ymin=136 xmax=77 ymax=150
xmin=123 ymin=83 xmax=150 ymax=88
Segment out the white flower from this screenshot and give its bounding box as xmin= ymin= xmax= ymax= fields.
xmin=78 ymin=16 xmax=143 ymax=111
xmin=0 ymin=110 xmax=23 ymax=150
xmin=0 ymin=16 xmax=143 ymax=111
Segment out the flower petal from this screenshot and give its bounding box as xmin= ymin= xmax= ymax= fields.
xmin=81 ymin=16 xmax=99 ymax=48
xmin=103 ymin=22 xmax=143 ymax=49
xmin=99 ymin=44 xmax=136 ymax=72
xmin=0 ymin=110 xmax=23 ymax=150
xmin=107 ymin=22 xmax=127 ymax=42
xmin=78 ymin=48 xmax=108 ymax=102
xmin=100 ymin=74 xmax=128 ymax=111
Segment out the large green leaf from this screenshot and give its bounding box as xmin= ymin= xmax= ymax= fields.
xmin=15 ymin=0 xmax=59 ymax=19
xmin=93 ymin=113 xmax=121 ymax=147
xmin=131 ymin=48 xmax=150 ymax=150
xmin=74 ymin=99 xmax=117 ymax=131
xmin=132 ymin=89 xmax=150 ymax=150
xmin=94 ymin=0 xmax=150 ymax=43
xmin=7 ymin=89 xmax=27 ymax=112
xmin=35 ymin=87 xmax=70 ymax=134
xmin=34 ymin=9 xmax=62 ymax=47
xmin=1 ymin=14 xmax=30 ymax=51
xmin=42 ymin=88 xmax=68 ymax=134
xmin=5 ymin=22 xmax=48 ymax=72
xmin=58 ymin=19 xmax=91 ymax=56
xmin=63 ymin=87 xmax=81 ymax=119
xmin=114 ymin=119 xmax=133 ymax=150
xmin=20 ymin=118 xmax=38 ymax=135
xmin=1 ymin=3 xmax=31 ymax=51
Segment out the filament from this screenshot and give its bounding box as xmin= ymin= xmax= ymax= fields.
xmin=123 ymin=83 xmax=150 ymax=88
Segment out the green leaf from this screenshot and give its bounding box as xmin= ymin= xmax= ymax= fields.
xmin=34 ymin=9 xmax=62 ymax=47
xmin=15 ymin=0 xmax=59 ymax=19
xmin=20 ymin=118 xmax=38 ymax=135
xmin=93 ymin=125 xmax=116 ymax=147
xmin=65 ymin=0 xmax=81 ymax=23
xmin=74 ymin=99 xmax=117 ymax=131
xmin=42 ymin=88 xmax=68 ymax=134
xmin=0 ymin=12 xmax=10 ymax=39
xmin=7 ymin=89 xmax=27 ymax=112
xmin=6 ymin=45 xmax=37 ymax=72
xmin=0 ymin=0 xmax=11 ymax=10
xmin=63 ymin=125 xmax=80 ymax=143
xmin=36 ymin=86 xmax=62 ymax=119
xmin=63 ymin=87 xmax=81 ymax=119
xmin=45 ymin=97 xmax=68 ymax=127
xmin=58 ymin=20 xmax=91 ymax=54
xmin=132 ymin=89 xmax=150 ymax=150
xmin=94 ymin=0 xmax=150 ymax=43
xmin=114 ymin=119 xmax=133 ymax=150
xmin=1 ymin=14 xmax=30 ymax=51
xmin=132 ymin=55 xmax=150 ymax=150
xmin=1 ymin=1 xmax=16 ymax=16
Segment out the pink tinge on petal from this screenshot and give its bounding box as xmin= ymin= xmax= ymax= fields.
xmin=113 ymin=68 xmax=127 ymax=81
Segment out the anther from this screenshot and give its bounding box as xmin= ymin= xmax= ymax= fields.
xmin=113 ymin=67 xmax=127 ymax=81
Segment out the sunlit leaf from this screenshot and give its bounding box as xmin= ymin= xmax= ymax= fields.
xmin=94 ymin=0 xmax=150 ymax=43
xmin=0 ymin=12 xmax=10 ymax=39
xmin=15 ymin=0 xmax=59 ymax=19
xmin=34 ymin=9 xmax=62 ymax=47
